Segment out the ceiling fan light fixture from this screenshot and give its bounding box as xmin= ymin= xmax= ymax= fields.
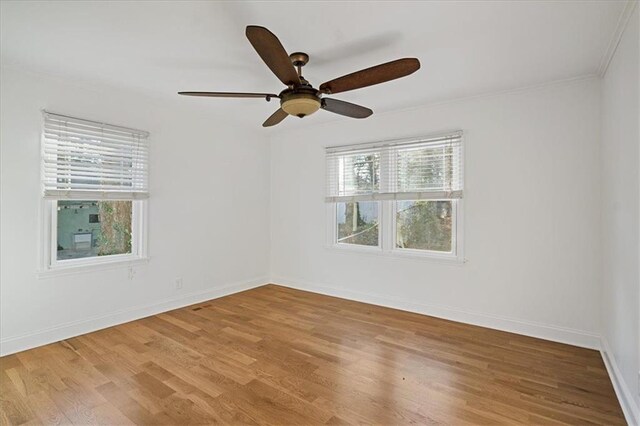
xmin=281 ymin=93 xmax=321 ymax=118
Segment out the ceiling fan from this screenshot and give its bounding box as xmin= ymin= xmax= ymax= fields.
xmin=178 ymin=26 xmax=420 ymax=127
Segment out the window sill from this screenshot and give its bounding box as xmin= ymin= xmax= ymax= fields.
xmin=37 ymin=256 xmax=149 ymax=279
xmin=325 ymin=244 xmax=466 ymax=265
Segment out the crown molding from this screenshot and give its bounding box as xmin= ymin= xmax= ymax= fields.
xmin=598 ymin=0 xmax=638 ymax=77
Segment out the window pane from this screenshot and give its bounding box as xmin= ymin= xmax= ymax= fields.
xmin=57 ymin=200 xmax=132 ymax=260
xmin=397 ymin=146 xmax=454 ymax=192
xmin=336 ymin=201 xmax=379 ymax=246
xmin=338 ymin=153 xmax=380 ymax=196
xmin=396 ymin=200 xmax=452 ymax=252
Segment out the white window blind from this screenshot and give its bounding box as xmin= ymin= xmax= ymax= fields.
xmin=42 ymin=111 xmax=149 ymax=200
xmin=326 ymin=132 xmax=463 ymax=202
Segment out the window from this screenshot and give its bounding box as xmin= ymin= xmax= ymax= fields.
xmin=326 ymin=132 xmax=463 ymax=261
xmin=40 ymin=111 xmax=149 ymax=272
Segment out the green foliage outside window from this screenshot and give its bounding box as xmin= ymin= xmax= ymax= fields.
xmin=96 ymin=201 xmax=132 ymax=256
xmin=396 ymin=200 xmax=452 ymax=252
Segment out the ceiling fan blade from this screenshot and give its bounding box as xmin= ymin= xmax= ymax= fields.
xmin=178 ymin=91 xmax=279 ymax=100
xmin=321 ymin=98 xmax=373 ymax=119
xmin=263 ymin=108 xmax=288 ymax=127
xmin=319 ymin=58 xmax=420 ymax=94
xmin=246 ymin=26 xmax=300 ymax=86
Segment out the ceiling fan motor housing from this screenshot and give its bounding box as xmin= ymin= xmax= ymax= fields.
xmin=280 ymin=88 xmax=321 ymax=118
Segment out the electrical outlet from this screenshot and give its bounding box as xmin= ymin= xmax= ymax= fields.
xmin=175 ymin=277 xmax=183 ymax=290
xmin=128 ymin=266 xmax=135 ymax=280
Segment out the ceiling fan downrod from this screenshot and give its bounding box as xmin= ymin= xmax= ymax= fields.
xmin=289 ymin=52 xmax=310 ymax=79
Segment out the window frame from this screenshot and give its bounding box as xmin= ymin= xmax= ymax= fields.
xmin=325 ymin=131 xmax=465 ymax=263
xmin=38 ymin=111 xmax=150 ymax=276
xmin=39 ymin=199 xmax=148 ymax=276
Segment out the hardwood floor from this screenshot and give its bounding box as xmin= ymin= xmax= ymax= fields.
xmin=0 ymin=284 xmax=625 ymax=425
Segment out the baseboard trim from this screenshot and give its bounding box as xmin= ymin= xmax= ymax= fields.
xmin=601 ymin=337 xmax=640 ymax=426
xmin=271 ymin=277 xmax=601 ymax=350
xmin=0 ymin=276 xmax=269 ymax=356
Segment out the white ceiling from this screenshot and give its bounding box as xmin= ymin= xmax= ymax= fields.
xmin=0 ymin=1 xmax=627 ymax=127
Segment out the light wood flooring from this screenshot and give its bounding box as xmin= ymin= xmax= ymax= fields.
xmin=0 ymin=284 xmax=625 ymax=425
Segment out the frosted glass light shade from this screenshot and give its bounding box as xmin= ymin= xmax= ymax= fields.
xmin=282 ymin=96 xmax=321 ymax=117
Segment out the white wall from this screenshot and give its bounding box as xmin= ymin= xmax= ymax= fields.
xmin=270 ymin=77 xmax=603 ymax=348
xmin=600 ymin=4 xmax=640 ymax=423
xmin=0 ymin=67 xmax=271 ymax=355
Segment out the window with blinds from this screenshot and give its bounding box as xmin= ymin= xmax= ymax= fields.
xmin=42 ymin=111 xmax=149 ymax=200
xmin=39 ymin=111 xmax=150 ymax=270
xmin=326 ymin=132 xmax=464 ymax=259
xmin=326 ymin=132 xmax=463 ymax=202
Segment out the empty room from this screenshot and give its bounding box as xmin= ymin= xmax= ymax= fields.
xmin=0 ymin=1 xmax=638 ymax=425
